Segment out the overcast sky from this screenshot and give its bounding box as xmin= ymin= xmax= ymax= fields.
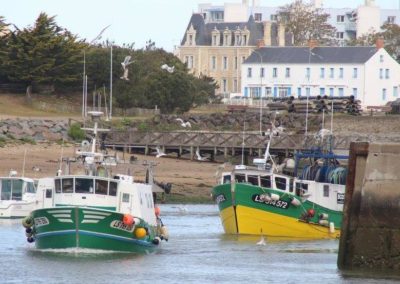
xmin=1 ymin=0 xmax=398 ymax=51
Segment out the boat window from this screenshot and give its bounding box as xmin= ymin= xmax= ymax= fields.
xmin=75 ymin=178 xmax=94 ymax=194
xmin=260 ymin=176 xmax=271 ymax=188
xmin=109 ymin=181 xmax=117 ymax=196
xmin=11 ymin=179 xmax=23 ymax=200
xmin=55 ymin=179 xmax=62 ymax=193
xmin=222 ymin=174 xmax=231 ymax=184
xmin=289 ymin=178 xmax=294 ymax=193
xmin=323 ymin=185 xmax=329 ymax=197
xmin=62 ymin=178 xmax=73 ymax=193
xmin=122 ymin=193 xmax=129 ymax=203
xmin=275 ymin=177 xmax=287 ymax=191
xmin=235 ymin=174 xmax=246 ymax=183
xmin=95 ymin=179 xmax=108 ymax=195
xmin=295 ymin=182 xmax=308 ymax=196
xmin=247 ymin=175 xmax=259 ymax=186
xmin=26 ymin=182 xmax=36 ymax=193
xmin=1 ymin=180 xmax=11 ymax=200
xmin=46 ymin=189 xmax=52 ymax=198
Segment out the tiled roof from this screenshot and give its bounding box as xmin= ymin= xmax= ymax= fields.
xmin=244 ymin=46 xmax=378 ymax=64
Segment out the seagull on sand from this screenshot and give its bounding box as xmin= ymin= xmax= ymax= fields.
xmin=175 ymin=118 xmax=191 ymax=128
xmin=161 ymin=64 xmax=175 ymax=73
xmin=155 ymin=146 xmax=166 ymax=158
xmin=120 ymin=55 xmax=134 ymax=80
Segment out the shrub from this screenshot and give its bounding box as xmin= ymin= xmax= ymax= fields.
xmin=68 ymin=123 xmax=85 ymax=141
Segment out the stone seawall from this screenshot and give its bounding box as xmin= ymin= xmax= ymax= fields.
xmin=0 ymin=118 xmax=69 ymax=143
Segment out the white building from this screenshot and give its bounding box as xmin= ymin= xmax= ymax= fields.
xmin=198 ymin=0 xmax=400 ymax=45
xmin=241 ymin=41 xmax=400 ymax=107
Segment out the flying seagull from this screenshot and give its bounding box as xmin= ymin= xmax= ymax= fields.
xmin=195 ymin=148 xmax=209 ymax=161
xmin=155 ymin=146 xmax=166 ymax=158
xmin=161 ymin=64 xmax=175 ymax=73
xmin=176 ymin=118 xmax=191 ymax=128
xmin=120 ymin=56 xmax=134 ymax=80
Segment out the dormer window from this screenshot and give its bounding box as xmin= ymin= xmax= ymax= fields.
xmin=211 ymin=27 xmax=220 ymax=46
xmin=185 ymin=24 xmax=196 ymax=46
xmin=223 ymin=28 xmax=231 ymax=46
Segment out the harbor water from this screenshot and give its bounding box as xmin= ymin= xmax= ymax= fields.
xmin=1 ymin=204 xmax=397 ymax=284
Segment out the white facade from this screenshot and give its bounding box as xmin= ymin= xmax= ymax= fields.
xmin=241 ymin=48 xmax=400 ymax=107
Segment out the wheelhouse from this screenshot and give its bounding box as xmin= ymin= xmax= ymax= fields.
xmin=0 ymin=178 xmax=36 ymax=201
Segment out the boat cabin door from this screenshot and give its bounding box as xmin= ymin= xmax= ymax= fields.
xmin=36 ymin=178 xmax=54 ymax=209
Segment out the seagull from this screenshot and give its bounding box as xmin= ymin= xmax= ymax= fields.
xmin=120 ymin=55 xmax=134 ymax=80
xmin=195 ymin=148 xmax=209 ymax=161
xmin=175 ymin=118 xmax=191 ymax=128
xmin=256 ymin=235 xmax=266 ymax=246
xmin=155 ymin=146 xmax=166 ymax=158
xmin=161 ymin=64 xmax=175 ymax=73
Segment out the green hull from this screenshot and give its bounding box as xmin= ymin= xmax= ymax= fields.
xmin=212 ymin=183 xmax=343 ymax=236
xmin=29 ymin=207 xmax=158 ymax=253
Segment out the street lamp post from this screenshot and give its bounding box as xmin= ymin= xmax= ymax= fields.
xmin=253 ymin=50 xmax=263 ymax=135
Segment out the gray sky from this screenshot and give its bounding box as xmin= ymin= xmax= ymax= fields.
xmin=1 ymin=0 xmax=398 ymax=51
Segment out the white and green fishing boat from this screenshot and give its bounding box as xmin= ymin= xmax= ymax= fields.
xmin=22 ymin=111 xmax=168 ymax=253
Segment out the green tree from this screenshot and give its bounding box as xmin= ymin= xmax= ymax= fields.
xmin=5 ymin=13 xmax=84 ymax=93
xmin=278 ymin=0 xmax=337 ymax=46
xmin=346 ymin=24 xmax=400 ymax=62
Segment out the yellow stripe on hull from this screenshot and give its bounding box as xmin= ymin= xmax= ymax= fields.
xmin=219 ymin=206 xmax=238 ymax=234
xmin=233 ymin=205 xmax=340 ymax=239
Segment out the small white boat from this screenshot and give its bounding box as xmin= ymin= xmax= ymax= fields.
xmin=0 ymin=172 xmax=37 ymax=219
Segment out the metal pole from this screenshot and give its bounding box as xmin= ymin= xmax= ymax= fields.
xmin=82 ymin=51 xmax=85 ymax=118
xmin=109 ymin=45 xmax=113 ymax=120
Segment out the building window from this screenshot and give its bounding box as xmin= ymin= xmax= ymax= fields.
xmin=260 ymin=67 xmax=264 ymax=78
xmin=212 ymin=35 xmax=218 ymax=46
xmin=272 ymin=67 xmax=278 ymax=78
xmin=353 ymin=68 xmax=358 ymax=78
xmin=234 ymin=56 xmax=238 ymax=70
xmin=297 ymin=88 xmax=301 ymax=97
xmin=320 ymin=88 xmax=325 ymax=96
xmin=235 ymin=35 xmax=240 ymax=45
xmin=247 ymin=67 xmax=252 ymax=78
xmin=270 ymin=14 xmax=278 ymax=21
xmin=306 ymin=87 xmax=311 ymax=97
xmin=234 ymin=79 xmax=238 ymax=92
xmin=242 ymin=56 xmax=246 ymax=63
xmin=336 ymin=32 xmax=344 ymax=39
xmin=387 ymin=16 xmax=396 ymax=24
xmin=339 ymin=88 xmax=344 ymax=97
xmin=255 ymin=13 xmax=262 ymax=21
xmin=329 ymin=68 xmax=334 ymax=78
xmin=353 ymin=88 xmax=358 ymax=98
xmin=380 ymin=55 xmax=384 ymax=62
xmin=339 ymin=68 xmax=344 ymax=78
xmin=186 ymin=56 xmax=194 ymax=69
xmin=337 ymin=15 xmax=345 ymax=22
xmin=329 ymin=88 xmax=334 ymax=97
xmin=222 ymin=79 xmax=227 ymax=93
xmin=306 ymin=67 xmax=310 ymax=79
xmin=211 ymin=56 xmax=216 ymax=70
xmin=189 ymin=35 xmax=193 ymax=45
xmin=223 ymin=56 xmax=228 ymax=70
xmin=382 ymin=88 xmax=387 ymax=101
xmin=320 ymin=68 xmax=325 ymax=79
xmin=242 ymin=35 xmax=247 ymax=45
xmin=385 ymin=69 xmax=390 ymax=79
xmin=394 ymin=86 xmax=398 ymax=97
xmin=285 ymin=67 xmax=290 ymax=78
xmin=265 ymin=87 xmax=272 ymax=97
xmin=379 ymin=68 xmax=383 ymax=79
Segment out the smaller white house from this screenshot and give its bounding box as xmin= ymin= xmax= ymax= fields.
xmin=241 ymin=42 xmax=400 ymax=107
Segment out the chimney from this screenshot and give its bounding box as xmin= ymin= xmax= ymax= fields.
xmin=308 ymin=39 xmax=318 ymax=49
xmin=376 ymin=38 xmax=384 ymax=49
xmin=263 ymin=21 xmax=272 ymax=46
xmin=257 ymin=39 xmax=265 ymax=48
xmin=278 ymin=23 xmax=285 ymax=46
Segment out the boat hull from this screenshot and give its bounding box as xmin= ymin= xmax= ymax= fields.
xmin=0 ymin=201 xmax=37 ymax=219
xmin=29 ymin=207 xmax=159 ymax=253
xmin=213 ymin=183 xmax=341 ymax=239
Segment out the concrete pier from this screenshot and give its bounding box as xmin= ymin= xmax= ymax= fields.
xmin=338 ymin=142 xmax=400 ymax=272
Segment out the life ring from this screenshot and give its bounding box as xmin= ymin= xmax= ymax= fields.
xmin=22 ymin=216 xmax=33 ymax=228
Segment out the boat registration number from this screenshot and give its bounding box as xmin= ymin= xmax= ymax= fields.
xmin=110 ymin=220 xmax=134 ymax=232
xmin=253 ymin=195 xmax=289 ymax=209
xmin=215 ymin=194 xmax=226 ymax=204
xmin=34 ymin=217 xmax=49 ymax=227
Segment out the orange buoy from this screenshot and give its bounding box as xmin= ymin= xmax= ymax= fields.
xmin=122 ymin=214 xmax=134 ymax=226
xmin=135 ymin=227 xmax=147 ymax=239
xmin=155 ymin=206 xmax=161 ymax=216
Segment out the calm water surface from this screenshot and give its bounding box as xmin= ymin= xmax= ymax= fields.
xmin=1 ymin=204 xmax=397 ymax=283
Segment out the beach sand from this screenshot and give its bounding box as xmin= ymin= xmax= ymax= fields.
xmin=0 ymin=143 xmax=223 ymax=201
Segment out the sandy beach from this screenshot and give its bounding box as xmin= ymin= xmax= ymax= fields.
xmin=0 ymin=143 xmax=223 ymax=202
